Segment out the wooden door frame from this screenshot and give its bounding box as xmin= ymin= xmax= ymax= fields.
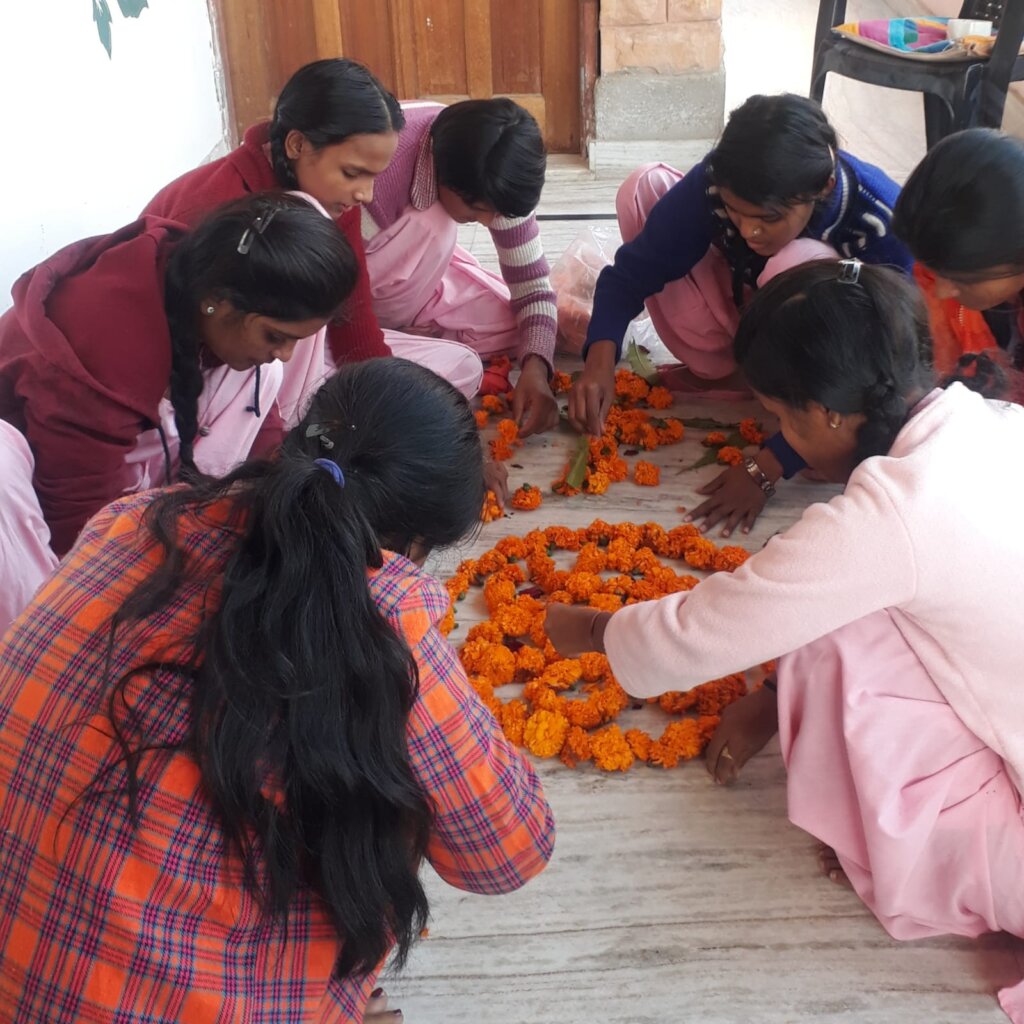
xmin=209 ymin=0 xmax=598 ymax=155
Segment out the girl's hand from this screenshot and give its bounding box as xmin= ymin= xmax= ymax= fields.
xmin=687 ymin=464 xmax=767 ymax=537
xmin=567 ymin=340 xmax=617 ymax=436
xmin=544 ymin=604 xmax=612 ymax=658
xmin=365 ymin=987 xmax=403 ymax=1022
xmin=705 ymin=685 xmax=778 ymax=785
xmin=483 ymin=459 xmax=509 ymax=507
xmin=512 ymin=356 xmax=559 ymax=437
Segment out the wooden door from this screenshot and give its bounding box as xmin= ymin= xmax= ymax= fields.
xmin=214 ymin=0 xmax=583 ymax=154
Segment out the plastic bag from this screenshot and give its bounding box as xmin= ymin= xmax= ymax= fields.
xmin=550 ymin=227 xmax=618 ymax=356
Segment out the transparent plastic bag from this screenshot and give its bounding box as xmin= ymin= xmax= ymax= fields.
xmin=550 ymin=227 xmax=618 ymax=356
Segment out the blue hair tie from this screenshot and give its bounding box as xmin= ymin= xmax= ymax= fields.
xmin=313 ymin=458 xmax=345 ymax=488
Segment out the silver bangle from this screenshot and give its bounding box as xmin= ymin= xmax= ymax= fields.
xmin=743 ymin=456 xmax=776 ymax=498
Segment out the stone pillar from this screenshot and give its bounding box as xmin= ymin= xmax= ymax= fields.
xmin=592 ymin=0 xmax=725 ymax=171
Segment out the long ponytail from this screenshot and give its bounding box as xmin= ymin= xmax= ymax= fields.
xmin=104 ymin=358 xmax=484 ymax=975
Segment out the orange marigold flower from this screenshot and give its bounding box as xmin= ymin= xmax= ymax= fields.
xmin=631 ymin=547 xmax=660 ymax=574
xmin=600 ymin=457 xmax=629 ymax=482
xmin=634 ymin=461 xmax=660 ymax=486
xmin=579 ymin=651 xmax=611 ymax=682
xmin=681 ymin=536 xmax=718 ymax=570
xmin=717 ymin=445 xmax=744 ymax=466
xmin=583 ymin=470 xmax=611 ymax=495
xmin=585 ymin=519 xmax=615 ymax=544
xmin=593 ymin=680 xmax=630 ymax=719
xmin=663 ymin=524 xmax=702 ymax=559
xmin=545 ymin=526 xmax=582 ymax=551
xmin=702 ymin=431 xmax=727 ymax=447
xmin=655 ymin=418 xmax=685 ymax=444
xmin=648 ymin=719 xmax=703 ymax=768
xmin=469 ymin=674 xmax=496 ymax=704
xmin=642 ymin=522 xmax=668 ymax=551
xmin=440 ymin=605 xmax=456 ymax=636
xmin=484 ymin=575 xmax=517 ymax=613
xmin=589 ymin=593 xmax=623 ymax=612
xmin=602 ymin=574 xmax=634 ymax=598
xmin=624 ymin=728 xmax=653 ymax=762
xmin=590 ymin=724 xmax=636 ymax=772
xmin=490 ymin=438 xmax=515 ymax=462
xmin=647 ymin=385 xmax=673 ymax=409
xmin=480 ymin=490 xmax=503 ymax=523
xmin=499 ymin=700 xmax=528 ymax=746
xmin=476 ymin=550 xmax=508 ymax=575
xmin=628 ymin=579 xmax=663 ymax=602
xmin=565 ymin=571 xmax=603 ymax=602
xmin=497 ymin=418 xmax=520 ymax=444
xmin=562 ymin=725 xmax=593 ymax=765
xmin=537 ymin=659 xmax=582 ymax=691
xmin=551 ymin=370 xmax=573 ymax=394
xmin=605 ymin=537 xmax=636 ymax=573
xmin=658 ymin=690 xmax=698 ymax=714
xmin=466 ymin=620 xmax=504 ymax=644
xmin=563 ymin=697 xmax=604 ymax=729
xmin=614 ymin=370 xmax=650 ymax=403
xmin=495 ymin=536 xmax=529 ymax=561
xmin=694 ymin=674 xmax=747 ymax=716
xmin=495 ymin=563 xmax=526 ymax=586
xmin=711 ymin=545 xmax=751 ymax=572
xmin=523 ymin=708 xmax=571 ymax=758
xmin=739 ymin=417 xmax=766 ymax=445
xmin=474 ymin=409 xmax=489 ymax=429
xmin=511 ymin=483 xmax=542 ymax=511
xmin=545 ymin=589 xmax=573 ymax=605
xmin=481 ymin=395 xmax=505 ymax=414
xmin=574 ymin=543 xmax=608 ymax=575
xmin=515 ymin=645 xmax=547 ymax=678
xmin=494 ymin=602 xmax=534 ymax=638
xmin=696 ymin=715 xmax=721 ymax=745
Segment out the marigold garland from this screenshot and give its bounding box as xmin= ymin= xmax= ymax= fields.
xmin=717 ymin=445 xmax=744 ymax=467
xmin=445 ymin=518 xmax=763 ymax=772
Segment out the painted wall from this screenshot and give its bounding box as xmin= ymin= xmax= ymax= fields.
xmin=0 ymin=0 xmax=228 ymax=310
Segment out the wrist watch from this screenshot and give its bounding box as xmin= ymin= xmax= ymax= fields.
xmin=743 ymin=456 xmax=776 ymax=498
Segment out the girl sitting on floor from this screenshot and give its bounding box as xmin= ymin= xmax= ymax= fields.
xmin=363 ymin=97 xmax=560 ymax=436
xmin=0 ymin=193 xmax=355 ymax=570
xmin=894 ymin=126 xmax=1024 ymax=394
xmin=0 ymin=358 xmax=555 ymax=1022
xmin=549 ymin=260 xmax=1024 ymax=1024
xmin=570 ymin=93 xmax=912 ymax=537
xmin=145 ymin=58 xmax=484 ymax=399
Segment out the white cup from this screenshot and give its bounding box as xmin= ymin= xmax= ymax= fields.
xmin=948 ymin=18 xmax=994 ymax=40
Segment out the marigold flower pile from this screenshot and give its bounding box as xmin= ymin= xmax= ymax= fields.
xmin=444 ymin=519 xmax=758 ymax=772
xmin=552 ymin=371 xmax=686 ymax=497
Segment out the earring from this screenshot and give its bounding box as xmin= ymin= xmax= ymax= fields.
xmin=204 ymin=305 xmax=216 ymax=316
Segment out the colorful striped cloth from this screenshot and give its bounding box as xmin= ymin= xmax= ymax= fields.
xmin=0 ymin=491 xmax=555 ymax=1022
xmin=835 ymin=17 xmax=955 ymax=54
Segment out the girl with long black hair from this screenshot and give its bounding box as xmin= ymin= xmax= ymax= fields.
xmin=0 ymin=357 xmax=555 ymax=1021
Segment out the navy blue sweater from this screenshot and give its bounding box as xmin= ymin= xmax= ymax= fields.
xmin=586 ymin=151 xmax=911 ymax=358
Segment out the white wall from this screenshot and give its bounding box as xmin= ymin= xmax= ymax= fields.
xmin=0 ymin=0 xmax=228 ymax=310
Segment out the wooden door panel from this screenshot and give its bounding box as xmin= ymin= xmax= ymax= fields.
xmin=216 ymin=0 xmax=583 ymax=153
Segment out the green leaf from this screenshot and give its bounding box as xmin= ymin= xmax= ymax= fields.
xmin=93 ymin=0 xmax=113 ymax=57
xmin=687 ymin=447 xmax=722 ymax=470
xmin=681 ymin=416 xmax=739 ymax=430
xmin=565 ymin=434 xmax=590 ymax=490
xmin=116 ymin=0 xmax=149 ymax=15
xmin=625 ymin=340 xmax=661 ymax=384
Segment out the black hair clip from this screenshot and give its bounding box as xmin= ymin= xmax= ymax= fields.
xmin=305 ymin=422 xmax=335 ymax=450
xmin=838 ymin=258 xmax=862 ymax=285
xmin=237 ymin=207 xmax=280 ymax=255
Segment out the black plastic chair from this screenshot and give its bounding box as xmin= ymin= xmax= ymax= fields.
xmin=810 ymin=0 xmax=1024 ymax=148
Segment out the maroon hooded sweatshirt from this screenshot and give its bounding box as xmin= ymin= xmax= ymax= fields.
xmin=0 ymin=217 xmax=279 ymax=556
xmin=143 ymin=122 xmax=390 ymax=365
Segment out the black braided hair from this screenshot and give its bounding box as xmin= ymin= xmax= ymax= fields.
xmin=161 ymin=193 xmax=359 ymax=480
xmin=268 ymin=58 xmax=404 ymax=190
xmin=430 ymin=98 xmax=546 ymax=217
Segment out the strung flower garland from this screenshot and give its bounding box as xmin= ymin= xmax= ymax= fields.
xmin=444 ymin=519 xmax=762 ymax=772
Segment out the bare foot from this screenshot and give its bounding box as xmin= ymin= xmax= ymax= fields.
xmin=817 ymin=845 xmax=853 ymax=889
xmin=365 ymin=987 xmax=403 ymax=1022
